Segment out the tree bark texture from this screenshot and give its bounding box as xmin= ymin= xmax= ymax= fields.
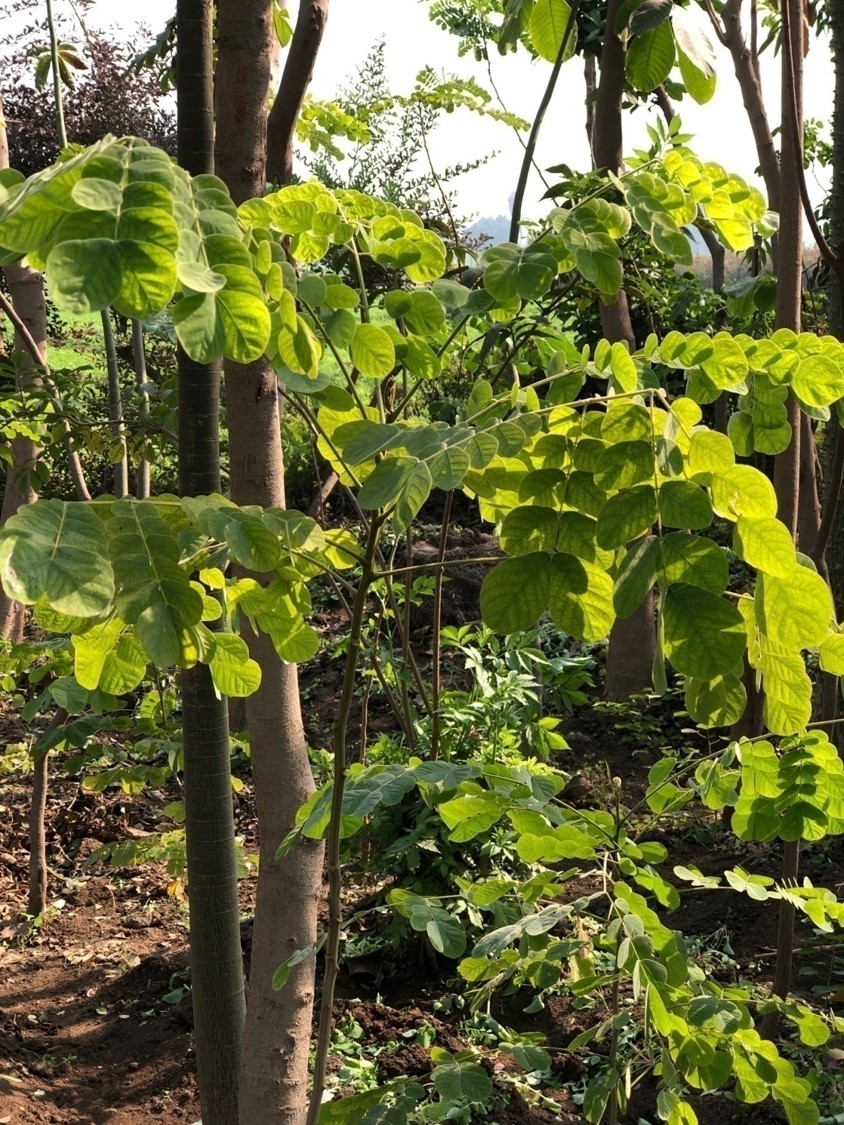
xmin=593 ymin=0 xmax=653 ymax=698
xmin=0 ymin=99 xmax=38 ymax=641
xmin=0 ymin=262 xmax=42 ymax=642
xmin=266 ymin=0 xmax=329 ymax=187
xmin=762 ymin=0 xmax=805 ymax=1037
xmin=27 ymin=750 xmax=49 ymax=918
xmin=176 ymin=3 xmax=246 ymax=1122
xmin=225 ymin=360 xmax=324 ymax=1125
xmin=824 ymin=0 xmax=844 ymax=629
xmin=215 ymin=4 xmax=325 ymax=1122
xmin=715 ymin=0 xmax=781 ymax=210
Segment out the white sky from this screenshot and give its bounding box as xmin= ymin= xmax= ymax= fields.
xmin=67 ymin=1 xmax=838 ymax=221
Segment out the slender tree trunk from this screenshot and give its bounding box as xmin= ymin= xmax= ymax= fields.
xmin=585 ymin=55 xmax=597 ymax=160
xmin=216 ymin=4 xmax=326 ymax=1122
xmin=0 ymin=262 xmax=42 ymax=642
xmin=798 ymin=414 xmax=822 ymax=552
xmin=226 ymin=365 xmax=323 ymax=1125
xmin=45 ymin=0 xmax=67 ymax=149
xmin=0 ymin=99 xmax=38 ymax=640
xmin=654 ymin=88 xmax=726 ymax=294
xmin=132 ymin=320 xmax=151 ymax=499
xmin=699 ymin=226 xmax=726 ymax=293
xmin=593 ymin=0 xmax=654 ymax=698
xmin=711 ymin=0 xmax=781 ymax=210
xmin=824 ymin=0 xmax=844 ymax=631
xmin=176 ymin=3 xmax=246 ymax=1121
xmin=761 ymin=0 xmax=804 ymax=1038
xmin=27 ymin=751 xmax=48 ymax=918
xmin=25 ymin=708 xmax=67 ymax=920
xmin=102 ymin=310 xmax=128 ymax=497
xmin=265 ymin=0 xmax=329 ymax=186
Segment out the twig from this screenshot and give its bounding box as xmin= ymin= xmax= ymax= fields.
xmin=0 ymin=289 xmax=91 ymax=501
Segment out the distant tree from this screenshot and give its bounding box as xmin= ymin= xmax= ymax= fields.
xmin=2 ymin=19 xmax=176 ymax=177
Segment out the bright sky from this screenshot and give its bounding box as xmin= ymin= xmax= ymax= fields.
xmin=76 ymin=0 xmax=836 ymax=222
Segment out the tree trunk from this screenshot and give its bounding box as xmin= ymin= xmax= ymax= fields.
xmin=215 ymin=4 xmax=326 ymax=1122
xmin=176 ymin=3 xmax=246 ymax=1121
xmin=698 ymin=226 xmax=726 ymax=293
xmin=761 ymin=0 xmax=804 ymax=1038
xmin=714 ymin=0 xmax=781 ymax=210
xmin=0 ymin=100 xmax=39 ymax=641
xmin=132 ymin=320 xmax=151 ymax=499
xmin=823 ymin=0 xmax=844 ymax=631
xmin=27 ymin=750 xmax=49 ymax=918
xmin=593 ymin=0 xmax=654 ymax=698
xmin=266 ymin=0 xmax=329 ymax=186
xmin=226 ymin=362 xmax=324 ymax=1125
xmin=102 ymin=309 xmax=129 ymax=497
xmin=0 ymin=262 xmax=42 ymax=643
xmin=584 ymin=55 xmax=596 ymax=160
xmin=798 ymin=413 xmax=822 ymax=553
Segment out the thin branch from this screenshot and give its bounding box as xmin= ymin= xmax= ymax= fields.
xmin=509 ymin=0 xmax=578 ymax=243
xmin=781 ymin=0 xmax=840 ymax=269
xmin=0 ymin=288 xmax=91 ymax=501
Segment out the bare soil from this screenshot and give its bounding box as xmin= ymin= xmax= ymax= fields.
xmin=2 ymin=560 xmax=843 ymax=1123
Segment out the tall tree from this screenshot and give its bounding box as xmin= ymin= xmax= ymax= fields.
xmin=593 ymin=0 xmax=656 ymax=700
xmin=176 ymin=2 xmax=246 ymax=1121
xmin=266 ymin=0 xmax=329 ymax=186
xmin=215 ymin=2 xmax=328 ymax=1122
xmin=760 ymin=0 xmax=805 ymax=1036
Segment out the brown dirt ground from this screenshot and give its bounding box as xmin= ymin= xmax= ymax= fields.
xmin=3 ymin=562 xmax=844 ymax=1123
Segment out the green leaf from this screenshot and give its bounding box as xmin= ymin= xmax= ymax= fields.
xmin=596 ymin=485 xmax=657 ymax=549
xmin=106 ymin=501 xmax=203 ymax=667
xmin=483 ymin=243 xmax=558 ymax=301
xmin=74 ymin=621 xmax=148 ymax=694
xmin=351 ymin=323 xmax=395 ymax=378
xmin=629 ymin=0 xmax=673 ymax=33
xmin=481 ymin=553 xmax=551 ymax=634
xmin=819 ymin=633 xmax=844 ymax=674
xmin=791 ymin=353 xmax=844 ymax=408
xmin=659 ymin=480 xmax=713 ymax=529
xmin=432 ymin=1060 xmax=492 ymax=1104
xmin=710 ymin=465 xmax=777 ymax=520
xmin=500 ymin=508 xmax=558 ymax=556
xmin=615 ymin=536 xmax=660 ymax=618
xmin=678 ymin=42 xmax=716 ymax=104
xmin=439 ymin=792 xmax=506 ymax=842
xmin=688 ymin=430 xmax=735 ymax=477
xmin=393 ymin=461 xmax=433 ymax=532
xmin=659 ymin=533 xmax=728 ymax=593
xmin=177 ymin=258 xmax=226 ymax=293
xmin=209 ymin=632 xmax=262 ymax=697
xmin=47 ymin=238 xmax=123 ymax=313
xmin=529 ymin=0 xmax=575 ymax=62
xmin=404 ymin=290 xmax=447 ymax=335
xmin=734 ymin=517 xmax=796 ymax=577
xmin=223 ymin=514 xmax=282 ymax=572
xmin=593 ymin=440 xmax=652 ymax=490
xmin=215 ymin=272 xmax=272 ymax=362
xmin=0 ymin=499 xmax=114 ymax=617
xmin=71 ymin=177 xmax=123 ymax=211
xmin=662 ymin=584 xmax=746 ymax=678
xmin=756 ymin=565 xmax=833 ymax=649
xmin=685 ymin=673 xmax=747 ymax=728
xmin=760 ymin=645 xmax=813 ymax=735
xmin=609 ymin=341 xmax=638 ymax=392
xmin=548 ymin=553 xmax=615 ymax=641
xmin=357 ymin=457 xmax=413 ymax=510
xmin=626 ymin=21 xmax=676 ymax=93
xmin=114 ymin=240 xmax=177 ymax=320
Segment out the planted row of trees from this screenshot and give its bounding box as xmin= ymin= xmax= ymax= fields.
xmin=3 ymin=0 xmax=844 ymax=1122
